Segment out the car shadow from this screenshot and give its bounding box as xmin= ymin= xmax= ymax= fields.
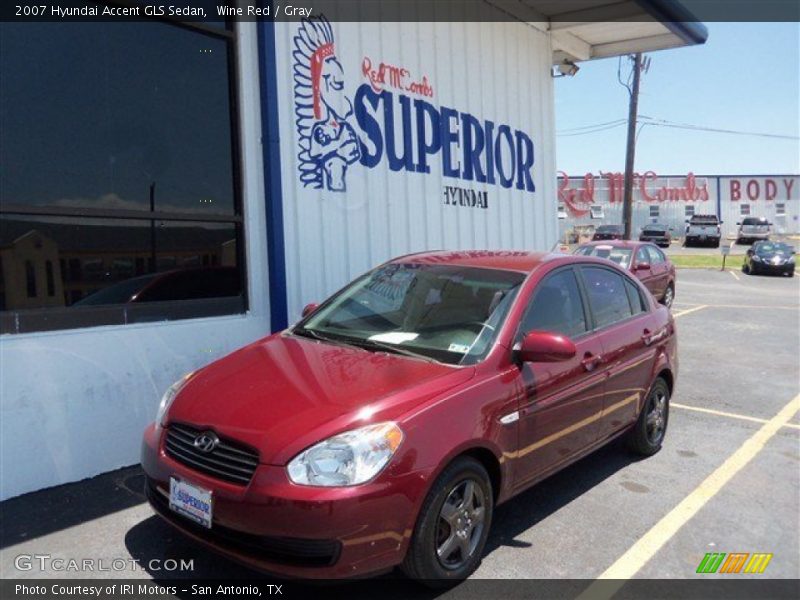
xmin=124 ymin=438 xmax=641 ymax=598
xmin=0 ymin=465 xmax=145 ymax=550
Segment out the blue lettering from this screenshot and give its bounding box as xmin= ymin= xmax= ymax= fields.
xmin=515 ymin=130 xmax=535 ymax=191
xmin=385 ymin=93 xmax=414 ymax=172
xmin=461 ymin=113 xmax=486 ymax=183
xmin=484 ymin=120 xmax=495 ymax=185
xmin=354 ymin=84 xmax=383 ymax=168
xmin=413 ymin=99 xmax=441 ymax=174
xmin=440 ymin=106 xmax=460 ymax=178
xmin=495 ymin=124 xmax=515 ymax=189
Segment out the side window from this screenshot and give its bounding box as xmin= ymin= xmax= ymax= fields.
xmin=636 ymin=247 xmax=650 ymax=265
xmin=646 ymin=246 xmax=666 ymax=264
xmin=624 ymin=278 xmax=648 ymax=314
xmin=581 ymin=267 xmax=634 ymax=328
xmin=520 ymin=269 xmax=587 ymax=339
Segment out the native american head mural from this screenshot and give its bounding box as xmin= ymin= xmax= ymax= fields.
xmin=293 ymin=16 xmax=361 ymax=192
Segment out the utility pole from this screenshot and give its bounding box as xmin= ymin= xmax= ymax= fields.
xmin=622 ymin=53 xmax=642 ymax=240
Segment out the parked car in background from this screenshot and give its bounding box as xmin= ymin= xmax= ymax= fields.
xmin=639 ymin=223 xmax=672 ymax=248
xmin=142 ymin=251 xmax=677 ymax=584
xmin=574 ymin=241 xmax=676 ymax=307
xmin=736 ymin=217 xmax=771 ymax=244
xmin=742 ymin=241 xmax=795 ymax=277
xmin=592 ymin=224 xmax=623 ymax=241
xmin=684 ymin=214 xmax=722 ymax=248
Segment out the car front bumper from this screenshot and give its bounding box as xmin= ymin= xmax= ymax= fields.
xmin=140 ymin=423 xmax=432 ymax=579
xmin=751 ymin=261 xmax=794 ymax=274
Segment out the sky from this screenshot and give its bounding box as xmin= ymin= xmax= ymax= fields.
xmin=554 ymin=22 xmax=800 ymax=176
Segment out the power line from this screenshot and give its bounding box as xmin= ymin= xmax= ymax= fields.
xmin=557 ymin=116 xmax=799 ymax=140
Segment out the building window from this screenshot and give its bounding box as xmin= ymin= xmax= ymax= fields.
xmin=45 ymin=261 xmax=55 ymax=297
xmin=0 ymin=20 xmax=245 ymax=335
xmin=25 ymin=261 xmax=36 ymax=298
xmin=590 ymin=205 xmax=605 ymax=219
xmin=685 ymin=205 xmax=695 ymax=217
xmin=740 ymin=204 xmax=751 ymax=216
xmin=557 ymin=204 xmax=567 ymax=219
xmin=775 ymin=203 xmax=786 ymax=217
xmin=649 ymin=205 xmax=660 ymax=218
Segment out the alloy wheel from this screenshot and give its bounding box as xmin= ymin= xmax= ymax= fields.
xmin=435 ymin=479 xmax=486 ymax=570
xmin=645 ymin=389 xmax=668 ymax=445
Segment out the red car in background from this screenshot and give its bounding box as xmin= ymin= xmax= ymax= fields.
xmin=575 ymin=241 xmax=676 ymax=308
xmin=141 ymin=251 xmax=677 ymax=584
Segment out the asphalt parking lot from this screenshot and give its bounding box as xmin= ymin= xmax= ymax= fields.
xmin=1 ymin=268 xmax=798 ymax=595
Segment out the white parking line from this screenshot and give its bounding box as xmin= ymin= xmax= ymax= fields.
xmin=577 ymin=394 xmax=800 ymax=596
xmin=729 ymin=270 xmax=740 ymax=281
xmin=671 ymin=305 xmax=707 ymax=318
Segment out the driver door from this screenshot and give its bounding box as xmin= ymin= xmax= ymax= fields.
xmin=512 ymin=267 xmax=606 ymax=490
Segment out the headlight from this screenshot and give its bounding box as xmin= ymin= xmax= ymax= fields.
xmin=788 ymin=256 xmax=795 ymax=264
xmin=155 ymin=372 xmax=193 ymax=427
xmin=752 ymin=255 xmax=762 ymax=262
xmin=287 ymin=422 xmax=404 ymax=487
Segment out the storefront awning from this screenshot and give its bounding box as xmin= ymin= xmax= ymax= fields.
xmin=502 ymin=0 xmax=708 ymax=62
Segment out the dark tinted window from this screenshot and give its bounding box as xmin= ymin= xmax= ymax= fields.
xmin=0 ymin=21 xmax=244 ymax=334
xmin=597 ymin=225 xmax=621 ymax=233
xmin=646 ymin=246 xmax=666 ymax=264
xmin=581 ymin=267 xmax=633 ymax=328
xmin=520 ymin=269 xmax=587 ymax=338
xmin=625 ymin=278 xmax=648 ymax=314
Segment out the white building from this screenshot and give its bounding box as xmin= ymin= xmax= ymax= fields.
xmin=0 ymin=2 xmax=707 ymax=500
xmin=557 ymin=171 xmax=800 ymax=241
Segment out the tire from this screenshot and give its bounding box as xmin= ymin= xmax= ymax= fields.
xmin=742 ymin=262 xmax=750 ymax=274
xmin=402 ymin=457 xmax=493 ymax=587
xmin=660 ymin=283 xmax=675 ymax=308
xmin=626 ymin=377 xmax=669 ymax=456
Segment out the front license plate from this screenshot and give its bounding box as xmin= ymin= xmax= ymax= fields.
xmin=169 ymin=477 xmax=213 ymax=528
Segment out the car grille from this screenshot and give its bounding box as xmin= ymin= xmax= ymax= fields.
xmin=145 ymin=479 xmax=341 ymax=567
xmin=165 ymin=423 xmax=259 ymax=486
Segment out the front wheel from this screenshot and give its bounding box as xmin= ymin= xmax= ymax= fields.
xmin=402 ymin=457 xmax=493 ymax=587
xmin=626 ymin=377 xmax=669 ymax=456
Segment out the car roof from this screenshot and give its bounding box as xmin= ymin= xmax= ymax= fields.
xmin=579 ymin=240 xmax=649 ymax=250
xmin=395 ymin=250 xmax=567 ymax=273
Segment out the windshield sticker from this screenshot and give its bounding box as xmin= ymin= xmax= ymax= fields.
xmin=368 ymin=332 xmax=419 ymax=344
xmin=448 ymin=343 xmax=471 ymax=354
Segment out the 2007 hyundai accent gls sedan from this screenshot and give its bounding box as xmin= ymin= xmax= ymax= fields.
xmin=141 ymin=251 xmax=677 ymax=585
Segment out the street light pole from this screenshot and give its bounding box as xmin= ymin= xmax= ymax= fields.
xmin=622 ymin=52 xmax=642 ymax=240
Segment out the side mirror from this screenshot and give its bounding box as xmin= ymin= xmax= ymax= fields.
xmin=635 ymin=262 xmax=651 ymax=271
xmin=301 ymin=303 xmax=319 ymax=318
xmin=517 ymin=331 xmax=576 ymax=363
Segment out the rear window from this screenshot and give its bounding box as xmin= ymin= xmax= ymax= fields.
xmin=575 ymin=245 xmax=633 ymax=269
xmin=690 ymin=215 xmax=719 ymax=224
xmin=596 ymin=225 xmax=621 ymax=232
xmin=742 ymin=217 xmax=768 ymax=226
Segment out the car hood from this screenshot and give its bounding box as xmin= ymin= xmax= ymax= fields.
xmin=166 ymin=333 xmax=476 ymax=465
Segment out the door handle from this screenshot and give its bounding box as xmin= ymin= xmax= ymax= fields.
xmin=581 ymin=353 xmax=602 ymax=371
xmin=641 ymin=329 xmax=652 ymax=345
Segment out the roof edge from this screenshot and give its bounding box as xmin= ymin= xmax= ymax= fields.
xmin=635 ymin=0 xmax=709 ymax=45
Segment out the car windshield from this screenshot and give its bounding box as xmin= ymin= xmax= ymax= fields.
xmin=574 ymin=245 xmax=633 ymax=269
xmin=691 ymin=216 xmax=718 ymax=224
xmin=296 ymin=264 xmax=525 ymax=365
xmin=73 ymin=273 xmax=159 ymax=306
xmin=644 ymin=224 xmax=666 ymax=231
xmin=742 ymin=218 xmax=768 ymax=227
xmin=596 ymin=225 xmax=620 ymax=232
xmin=755 ymin=242 xmax=793 ymax=255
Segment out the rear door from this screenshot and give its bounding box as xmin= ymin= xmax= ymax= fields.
xmin=513 ymin=266 xmax=606 ymax=488
xmin=633 ymin=246 xmax=658 ymax=296
xmin=645 ymin=245 xmax=669 ymax=297
xmin=578 ymin=266 xmax=658 ymax=440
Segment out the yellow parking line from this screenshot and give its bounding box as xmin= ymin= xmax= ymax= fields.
xmin=672 ymin=305 xmax=707 ymax=318
xmin=672 ymin=402 xmax=800 ymax=431
xmin=580 ymin=394 xmax=800 ymax=592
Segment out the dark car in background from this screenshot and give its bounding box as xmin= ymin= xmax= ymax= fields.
xmin=639 ymin=224 xmax=672 ymax=248
xmin=742 ymin=241 xmax=795 ymax=277
xmin=592 ymin=224 xmax=623 ymax=241
xmin=736 ymin=217 xmax=771 ymax=244
xmin=684 ymin=214 xmax=722 ymax=248
xmin=574 ymin=241 xmax=676 ymax=307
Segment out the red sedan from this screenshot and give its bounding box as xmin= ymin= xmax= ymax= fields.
xmin=575 ymin=241 xmax=676 ymax=308
xmin=141 ymin=251 xmax=677 ymax=585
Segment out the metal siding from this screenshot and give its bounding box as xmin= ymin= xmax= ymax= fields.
xmin=274 ymin=18 xmax=557 ymax=323
xmin=718 ymin=176 xmax=800 ymax=238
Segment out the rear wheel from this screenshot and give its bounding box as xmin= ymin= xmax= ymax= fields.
xmin=626 ymin=378 xmax=669 ymax=456
xmin=402 ymin=457 xmax=493 ymax=587
xmin=660 ymin=283 xmax=675 ymax=308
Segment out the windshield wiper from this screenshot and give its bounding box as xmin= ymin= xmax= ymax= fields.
xmin=344 ymin=337 xmax=438 ymax=362
xmin=292 ymin=327 xmax=360 ymax=348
